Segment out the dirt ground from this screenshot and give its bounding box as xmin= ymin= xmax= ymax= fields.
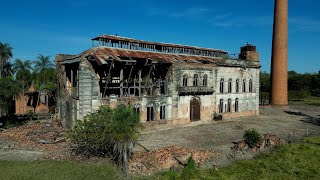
xmin=136 ymin=105 xmax=320 ymax=167
xmin=1 ymin=105 xmax=320 ymax=171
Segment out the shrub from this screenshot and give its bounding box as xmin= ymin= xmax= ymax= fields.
xmin=182 ymin=155 xmax=198 ymax=179
xmin=69 ymin=105 xmax=143 ymax=175
xmin=69 ymin=106 xmax=114 ymax=156
xmin=244 ymin=129 xmax=261 ymax=148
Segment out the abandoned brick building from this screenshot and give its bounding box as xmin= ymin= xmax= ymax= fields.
xmin=56 ymin=35 xmax=260 ymax=128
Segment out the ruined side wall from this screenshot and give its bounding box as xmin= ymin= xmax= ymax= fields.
xmin=78 ymin=59 xmax=99 ymax=120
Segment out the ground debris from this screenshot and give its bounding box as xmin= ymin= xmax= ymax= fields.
xmin=129 ymin=145 xmax=218 ymax=175
xmin=231 ymin=133 xmax=286 ymax=153
xmin=0 ymin=121 xmax=70 ymax=160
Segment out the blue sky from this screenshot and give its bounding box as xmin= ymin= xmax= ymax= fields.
xmin=0 ymin=0 xmax=319 ymax=73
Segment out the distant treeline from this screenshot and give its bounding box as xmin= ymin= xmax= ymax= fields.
xmin=260 ymin=71 xmax=320 ymax=103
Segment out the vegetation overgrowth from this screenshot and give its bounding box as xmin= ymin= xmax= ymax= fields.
xmin=0 ymin=42 xmax=56 ymax=128
xmin=69 ymin=105 xmax=143 ymax=175
xmin=260 ymin=71 xmax=320 ymax=104
xmin=1 ymin=137 xmax=320 ymax=179
xmin=155 ymin=136 xmax=320 ymax=179
xmin=243 ymin=129 xmax=261 ymax=147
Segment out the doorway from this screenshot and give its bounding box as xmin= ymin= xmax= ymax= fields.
xmin=190 ymin=97 xmax=201 ymax=121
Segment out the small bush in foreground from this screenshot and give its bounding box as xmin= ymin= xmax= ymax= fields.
xmin=69 ymin=105 xmax=143 ymax=175
xmin=243 ymin=129 xmax=261 ymax=148
xmin=181 ymin=155 xmax=198 ymax=179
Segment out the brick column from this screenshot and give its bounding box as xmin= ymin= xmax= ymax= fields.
xmin=270 ymin=0 xmax=288 ymax=107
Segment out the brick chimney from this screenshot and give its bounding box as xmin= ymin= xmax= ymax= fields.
xmin=270 ymin=0 xmax=288 ymax=107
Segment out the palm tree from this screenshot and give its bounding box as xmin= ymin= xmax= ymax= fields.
xmin=33 ymin=54 xmax=55 ymax=111
xmin=13 ymin=59 xmax=33 ymax=114
xmin=110 ymin=105 xmax=143 ymax=175
xmin=1 ymin=62 xmax=14 ymax=77
xmin=33 ymin=54 xmax=54 ymax=73
xmin=0 ymin=43 xmax=13 ymax=117
xmin=0 ymin=42 xmax=13 ymax=78
xmin=13 ymin=59 xmax=33 ymax=73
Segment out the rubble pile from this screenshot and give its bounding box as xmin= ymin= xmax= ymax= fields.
xmin=129 ymin=145 xmax=218 ymax=175
xmin=255 ymin=133 xmax=286 ymax=151
xmin=232 ymin=133 xmax=286 ymax=153
xmin=0 ymin=121 xmax=69 ymax=159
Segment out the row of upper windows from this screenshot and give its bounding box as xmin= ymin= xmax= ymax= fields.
xmin=219 ymin=78 xmax=254 ymax=93
xmin=180 ymin=74 xmax=254 ymax=93
xmin=182 ymin=74 xmax=208 ymax=87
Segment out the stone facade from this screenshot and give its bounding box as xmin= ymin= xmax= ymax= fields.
xmin=56 ymin=35 xmax=260 ymax=128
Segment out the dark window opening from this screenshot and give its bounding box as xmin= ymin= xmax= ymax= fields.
xmin=160 ymin=105 xmax=166 ymax=120
xmin=147 ymin=106 xmax=154 ymax=121
xmin=243 ymin=79 xmax=246 ymax=92
xmin=228 ymin=79 xmax=232 ymax=93
xmin=219 ymin=99 xmax=224 ymax=113
xmin=249 ymin=79 xmax=253 ymax=92
xmin=236 ymin=79 xmax=239 ymax=93
xmin=134 ymin=107 xmax=140 ymax=115
xmin=220 ymin=78 xmax=224 ymax=93
xmin=193 ymin=74 xmax=199 ymax=86
xmin=227 ymin=98 xmax=231 ymax=112
xmin=235 ymin=98 xmax=239 ymax=112
xmin=183 ymin=74 xmax=188 ymax=86
xmin=203 ymin=74 xmax=208 ymax=87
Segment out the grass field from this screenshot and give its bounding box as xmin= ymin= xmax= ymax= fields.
xmin=1 ymin=137 xmax=320 ymax=180
xmin=289 ymin=96 xmax=320 ymax=106
xmin=0 ymin=160 xmax=122 ymax=180
xmin=155 ymin=136 xmax=320 ymax=180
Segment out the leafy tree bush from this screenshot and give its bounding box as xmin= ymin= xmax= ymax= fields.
xmin=182 ymin=155 xmax=198 ymax=179
xmin=69 ymin=105 xmax=143 ymax=175
xmin=244 ymin=129 xmax=261 ymax=148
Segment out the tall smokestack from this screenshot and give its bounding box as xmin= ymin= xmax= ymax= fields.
xmin=270 ymin=0 xmax=288 ymax=107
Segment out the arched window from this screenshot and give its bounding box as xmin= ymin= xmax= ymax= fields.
xmin=243 ymin=79 xmax=246 ymax=92
xmin=227 ymin=98 xmax=231 ymax=112
xmin=193 ymin=74 xmax=199 ymax=86
xmin=203 ymin=74 xmax=208 ymax=87
xmin=249 ymin=79 xmax=253 ymax=92
xmin=235 ymin=98 xmax=239 ymax=112
xmin=220 ymin=78 xmax=224 ymax=93
xmin=183 ymin=74 xmax=188 ymax=86
xmin=236 ymin=79 xmax=239 ymax=93
xmin=228 ymin=78 xmax=232 ymax=93
xmin=219 ymin=99 xmax=224 ymax=113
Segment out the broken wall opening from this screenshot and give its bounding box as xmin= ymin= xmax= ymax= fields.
xmin=88 ymin=58 xmax=171 ymax=98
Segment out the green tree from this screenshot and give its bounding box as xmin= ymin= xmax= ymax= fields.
xmin=311 ymin=71 xmax=320 ymax=97
xmin=260 ymin=71 xmax=270 ymax=104
xmin=70 ymin=105 xmax=143 ymax=176
xmin=110 ymin=105 xmax=143 ymax=175
xmin=0 ymin=42 xmax=13 ymax=117
xmin=0 ymin=77 xmax=19 ymax=115
xmin=33 ymin=54 xmax=54 ymax=73
xmin=288 ymin=71 xmax=312 ymax=100
xmin=32 ymin=54 xmax=56 ymax=107
xmin=13 ymin=59 xmax=33 ymax=113
xmin=1 ymin=62 xmax=14 ymax=78
xmin=0 ymin=42 xmax=13 ymax=78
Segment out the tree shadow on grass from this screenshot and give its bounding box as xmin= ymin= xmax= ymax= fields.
xmin=285 ymin=110 xmax=320 ymax=126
